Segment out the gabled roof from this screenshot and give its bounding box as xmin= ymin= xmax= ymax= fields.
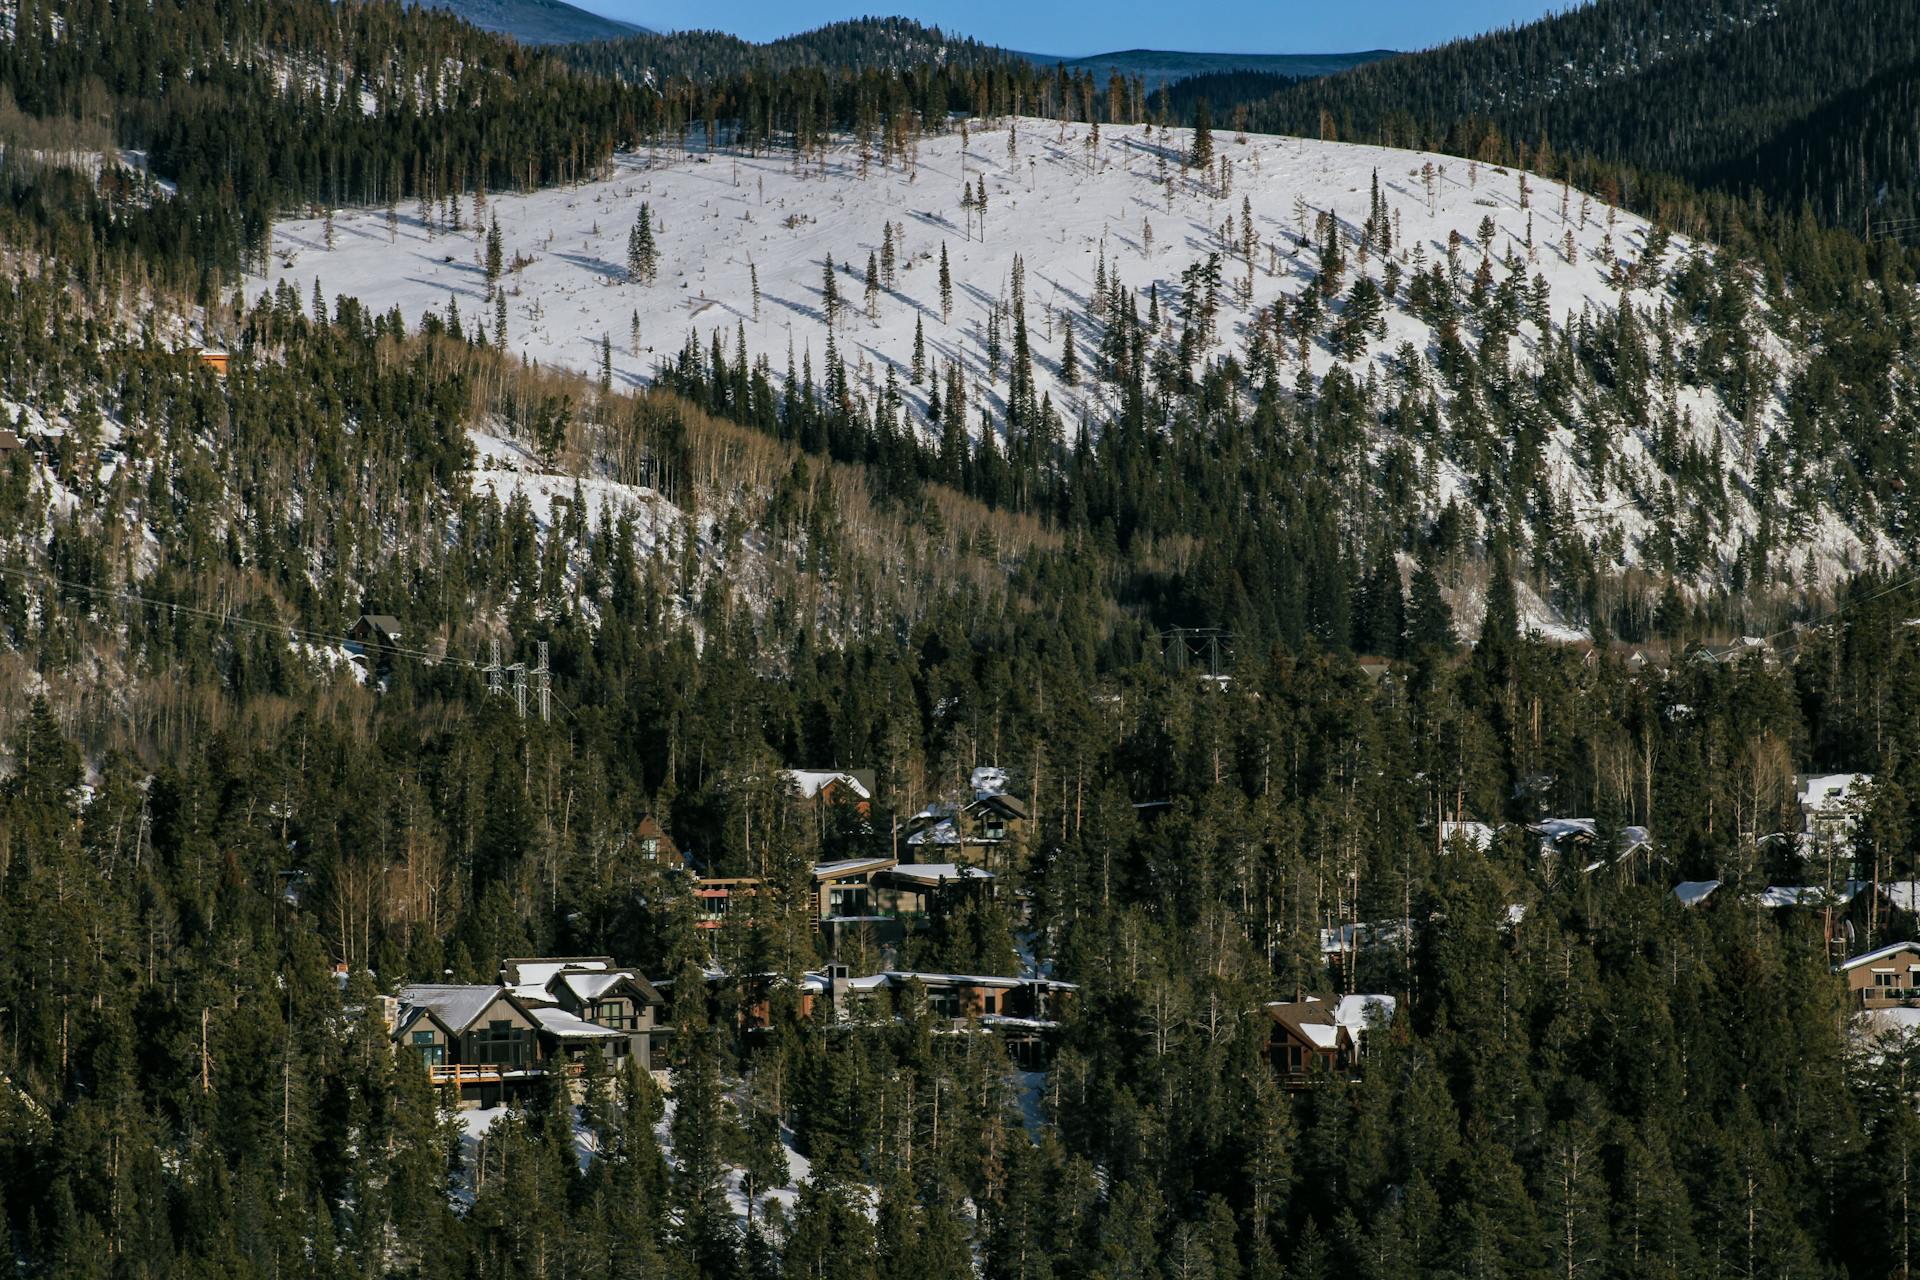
xmin=530 ymin=1007 xmax=623 ymax=1039
xmin=1673 ymin=880 xmax=1721 ymax=907
xmin=393 ymin=1003 xmax=457 ymax=1042
xmin=502 ymin=956 xmax=615 ymax=1002
xmin=356 ymin=613 xmax=402 ymax=638
xmin=395 ymin=984 xmax=530 ymax=1036
xmin=549 ymin=968 xmax=665 ymax=1008
xmin=785 ymin=769 xmax=876 ymax=801
xmin=1264 ymin=1000 xmax=1348 ymax=1053
xmin=1839 ymin=941 xmax=1920 ymax=972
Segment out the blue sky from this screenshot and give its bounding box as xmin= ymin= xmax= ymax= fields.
xmin=585 ymin=0 xmax=1577 ymax=55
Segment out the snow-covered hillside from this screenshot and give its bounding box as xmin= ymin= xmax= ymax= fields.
xmin=257 ymin=117 xmax=1891 ymax=596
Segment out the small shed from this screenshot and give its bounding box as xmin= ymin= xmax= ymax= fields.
xmin=195 ymin=349 xmax=231 ymax=377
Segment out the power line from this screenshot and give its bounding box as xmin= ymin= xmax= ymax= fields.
xmin=1760 ymin=569 xmax=1920 ymax=649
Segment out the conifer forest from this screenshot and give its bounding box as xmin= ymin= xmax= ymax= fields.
xmin=6 ymin=1 xmax=1920 ymax=1276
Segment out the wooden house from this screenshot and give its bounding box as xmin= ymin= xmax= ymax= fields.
xmin=522 ymin=960 xmax=669 ymax=1070
xmin=391 ymin=984 xmax=553 ymax=1103
xmin=1262 ymin=994 xmax=1396 ymax=1087
xmin=0 ymin=427 xmax=21 ymax=457
xmin=824 ymin=966 xmax=1075 ymax=1064
xmin=393 ymin=955 xmax=672 ymax=1101
xmin=195 ymin=348 xmax=230 ymax=377
xmin=785 ymin=769 xmax=877 ymax=817
xmin=871 ymin=863 xmax=994 ymax=918
xmin=695 ymin=857 xmax=898 ymax=930
xmin=904 ymin=787 xmax=1030 ymax=872
xmin=634 ymin=814 xmax=684 ymax=871
xmin=693 ymin=875 xmax=760 ymax=930
xmin=1838 ymin=942 xmax=1920 ymax=1009
xmin=349 ymin=614 xmax=404 ymax=649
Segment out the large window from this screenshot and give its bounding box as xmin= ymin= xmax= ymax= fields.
xmin=473 ymin=1019 xmax=530 ymax=1068
xmin=828 ymin=885 xmax=869 ymax=915
xmin=592 ymin=1000 xmax=632 ymax=1030
xmin=411 ymin=1029 xmax=445 ymax=1067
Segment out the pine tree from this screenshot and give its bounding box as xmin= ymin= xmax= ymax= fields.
xmin=630 ymin=203 xmax=658 ymax=284
xmin=1059 ymin=314 xmax=1077 ymax=386
xmin=939 ymin=243 xmax=953 ymax=324
xmin=1408 ymin=554 xmax=1456 ymax=654
xmin=485 ymin=215 xmax=503 ymax=289
xmin=865 ymin=251 xmax=880 ymax=322
xmin=912 ymin=315 xmax=926 ymax=384
xmin=1191 ymin=98 xmax=1215 ymax=172
xmin=822 ymin=254 xmax=840 ymax=327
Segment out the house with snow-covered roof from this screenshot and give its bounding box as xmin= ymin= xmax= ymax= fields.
xmin=1262 ymin=994 xmax=1396 ymax=1086
xmin=386 ymin=956 xmax=670 ymax=1103
xmin=1672 ymin=880 xmax=1721 ymax=908
xmin=1796 ymin=773 xmax=1869 ymax=846
xmin=1530 ymin=817 xmax=1653 ymax=873
xmin=1838 ymin=941 xmax=1920 ymax=1010
xmin=391 ymin=983 xmax=556 ymax=1102
xmin=904 ymin=767 xmax=1030 ymax=871
xmin=784 ymin=768 xmax=876 ymax=809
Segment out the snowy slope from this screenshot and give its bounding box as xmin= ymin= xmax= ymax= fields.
xmin=258 ymin=118 xmax=1892 ymax=600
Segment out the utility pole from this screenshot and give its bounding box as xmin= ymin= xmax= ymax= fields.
xmin=510 ymin=662 xmax=527 ymax=719
xmin=486 ymin=637 xmax=503 ymax=698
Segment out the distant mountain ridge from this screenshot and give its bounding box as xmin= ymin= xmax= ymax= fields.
xmin=560 ymin=16 xmax=1008 ymax=83
xmin=560 ymin=17 xmax=1391 ymax=92
xmin=1019 ymin=48 xmax=1395 ymax=91
xmin=411 ymin=0 xmax=646 ymax=45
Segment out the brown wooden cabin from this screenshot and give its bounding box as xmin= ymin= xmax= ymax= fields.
xmin=1262 ymin=995 xmax=1396 ymax=1088
xmin=1839 ymin=942 xmax=1920 ymax=1010
xmin=634 ymin=814 xmax=685 ymax=871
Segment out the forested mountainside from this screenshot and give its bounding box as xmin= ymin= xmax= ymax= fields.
xmin=12 ymin=0 xmax=1920 ymax=1276
xmin=410 ymin=0 xmax=645 ymax=45
xmin=269 ymin=106 xmax=1916 ymax=641
xmin=1240 ymin=0 xmax=1920 ymax=233
xmin=559 ymin=17 xmax=1013 ymax=84
xmin=0 ymin=0 xmax=641 ymax=276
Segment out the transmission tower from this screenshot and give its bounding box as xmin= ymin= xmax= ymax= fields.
xmin=535 ymin=641 xmax=551 ymax=724
xmin=486 ymin=637 xmax=504 ymax=697
xmin=509 ymin=661 xmax=528 ymax=719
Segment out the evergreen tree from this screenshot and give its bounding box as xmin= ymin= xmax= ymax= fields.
xmin=1191 ymin=98 xmax=1215 ymax=171
xmin=939 ymin=243 xmax=953 ymax=324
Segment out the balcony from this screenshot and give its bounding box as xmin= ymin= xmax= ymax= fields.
xmin=426 ymin=1060 xmax=584 ymax=1086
